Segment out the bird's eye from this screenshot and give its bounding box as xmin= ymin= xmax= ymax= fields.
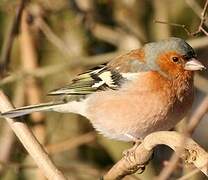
xmin=172 ymin=57 xmax=179 ymax=63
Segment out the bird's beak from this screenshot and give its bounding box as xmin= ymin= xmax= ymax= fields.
xmin=184 ymin=58 xmax=206 ymax=71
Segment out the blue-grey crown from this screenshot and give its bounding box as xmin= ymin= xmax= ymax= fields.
xmin=144 ymin=37 xmax=196 ymax=70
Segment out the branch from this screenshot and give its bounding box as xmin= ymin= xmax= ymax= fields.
xmin=0 ymin=35 xmax=208 ymax=88
xmin=0 ymin=91 xmax=66 ymax=180
xmin=156 ymin=94 xmax=208 ymax=180
xmin=0 ymin=84 xmax=25 ymax=175
xmin=187 ymin=95 xmax=208 ymax=134
xmin=154 ymin=0 xmax=208 ymax=37
xmin=188 ymin=36 xmax=208 ymax=49
xmin=186 ymin=0 xmax=208 ymax=27
xmin=46 ymin=132 xmax=96 ymax=154
xmin=36 ymin=17 xmax=72 ymax=56
xmin=103 ymin=131 xmax=208 ymax=180
xmin=0 ymin=51 xmax=122 ymax=87
xmin=0 ymin=0 xmax=26 ymax=77
xmin=20 ymin=9 xmax=47 ymax=179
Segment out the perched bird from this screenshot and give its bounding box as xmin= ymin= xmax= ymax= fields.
xmin=1 ymin=37 xmax=205 ymax=142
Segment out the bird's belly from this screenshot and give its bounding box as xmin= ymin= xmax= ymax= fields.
xmin=85 ymin=90 xmax=189 ymax=142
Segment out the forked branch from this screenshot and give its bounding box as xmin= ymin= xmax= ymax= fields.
xmin=103 ymin=131 xmax=208 ymax=180
xmin=154 ymin=0 xmax=208 ymax=36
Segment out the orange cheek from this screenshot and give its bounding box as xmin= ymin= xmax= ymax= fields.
xmin=157 ymin=52 xmax=184 ymax=76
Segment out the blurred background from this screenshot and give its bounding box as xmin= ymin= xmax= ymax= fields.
xmin=0 ymin=0 xmax=208 ymax=179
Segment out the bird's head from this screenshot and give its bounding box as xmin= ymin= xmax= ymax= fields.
xmin=144 ymin=37 xmax=206 ymax=78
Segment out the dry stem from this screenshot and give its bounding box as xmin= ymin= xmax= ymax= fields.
xmin=0 ymin=91 xmax=66 ymax=180
xmin=157 ymin=94 xmax=208 ymax=180
xmin=46 ymin=132 xmax=96 ymax=154
xmin=103 ymin=131 xmax=208 ymax=180
xmin=154 ymin=0 xmax=208 ymax=36
xmin=20 ymin=9 xmax=47 ymax=179
xmin=0 ymin=0 xmax=26 ymax=76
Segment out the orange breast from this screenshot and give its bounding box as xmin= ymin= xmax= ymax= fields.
xmin=85 ymin=71 xmax=193 ymax=141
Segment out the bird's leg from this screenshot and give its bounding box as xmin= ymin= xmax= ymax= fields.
xmin=122 ymin=134 xmax=146 ymax=173
xmin=122 ymin=134 xmax=143 ymax=160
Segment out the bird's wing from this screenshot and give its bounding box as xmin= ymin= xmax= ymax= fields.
xmin=48 ymin=65 xmax=125 ymax=96
xmin=48 ymin=49 xmax=149 ymax=96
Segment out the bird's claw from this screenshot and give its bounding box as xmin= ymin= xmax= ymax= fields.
xmin=122 ymin=139 xmax=143 ymax=164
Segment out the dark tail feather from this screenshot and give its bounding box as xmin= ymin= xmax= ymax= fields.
xmin=0 ymin=101 xmax=64 ymax=118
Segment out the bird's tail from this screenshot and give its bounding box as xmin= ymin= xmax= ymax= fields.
xmin=0 ymin=101 xmax=65 ymax=119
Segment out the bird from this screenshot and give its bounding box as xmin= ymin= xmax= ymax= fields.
xmin=1 ymin=37 xmax=205 ymax=142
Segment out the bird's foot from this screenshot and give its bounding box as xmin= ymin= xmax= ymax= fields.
xmin=122 ymin=139 xmax=142 ymax=159
xmin=122 ymin=137 xmax=145 ymax=174
xmin=122 ymin=134 xmax=143 ymax=164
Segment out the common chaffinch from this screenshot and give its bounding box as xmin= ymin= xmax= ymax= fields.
xmin=1 ymin=37 xmax=206 ymax=142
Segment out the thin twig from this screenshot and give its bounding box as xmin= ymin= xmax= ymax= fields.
xmin=0 ymin=0 xmax=26 ymax=174
xmin=113 ymin=1 xmax=146 ymax=42
xmin=178 ymin=168 xmax=200 ymax=180
xmin=0 ymin=35 xmax=207 ymax=88
xmin=194 ymin=73 xmax=208 ymax=94
xmin=185 ymin=0 xmax=208 ymax=26
xmin=156 ymin=94 xmax=208 ymax=180
xmin=177 ymin=162 xmax=208 ymax=180
xmin=153 ymin=0 xmax=171 ymax=39
xmin=0 ymin=84 xmax=25 ymax=174
xmin=0 ymin=122 xmax=15 ymax=174
xmin=0 ymin=0 xmax=26 ymax=76
xmin=154 ymin=20 xmax=192 ymax=36
xmin=201 ymin=0 xmax=208 ymax=21
xmin=36 ymin=17 xmax=72 ymax=56
xmin=188 ymin=36 xmax=208 ymax=49
xmin=187 ymin=96 xmax=208 ymax=134
xmin=20 ymin=9 xmax=47 ymax=180
xmin=46 ymin=132 xmax=96 ymax=154
xmin=0 ymin=159 xmax=101 ymax=177
xmin=155 ymin=136 xmax=187 ymax=180
xmin=154 ymin=0 xmax=208 ymax=37
xmin=155 ymin=5 xmax=208 ymax=177
xmin=0 ymin=91 xmax=66 ymax=180
xmin=0 ymin=51 xmax=122 ymax=87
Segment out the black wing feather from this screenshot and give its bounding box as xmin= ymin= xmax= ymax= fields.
xmin=48 ymin=65 xmax=125 ymax=96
